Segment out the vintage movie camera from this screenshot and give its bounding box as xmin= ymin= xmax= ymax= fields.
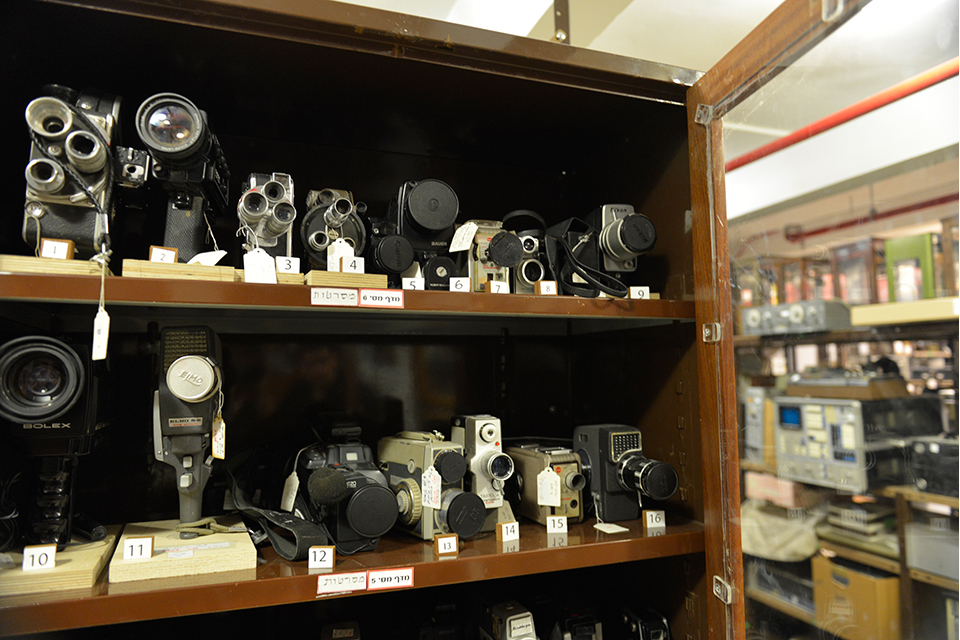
xmin=22 ymin=86 xmax=122 ymax=258
xmin=585 ymin=204 xmax=656 ymax=274
xmin=451 ymin=414 xmax=515 ymax=530
xmin=506 ymin=444 xmax=586 ymax=525
xmin=479 ymin=600 xmax=539 ymax=640
xmin=294 ymin=419 xmax=398 ymax=554
xmin=0 ymin=336 xmax=108 ymax=548
xmin=617 ymin=605 xmax=671 ymax=640
xmin=502 ymin=210 xmax=551 ymax=295
xmin=237 ymin=172 xmax=297 ymax=257
xmin=389 ymin=179 xmax=460 ymax=289
xmin=573 ymin=424 xmax=679 ymax=522
xmin=134 ymin=93 xmax=229 ymax=262
xmin=152 ymin=326 xmax=222 ymax=537
xmin=300 ymin=188 xmax=369 ymax=270
xmin=461 ymin=221 xmax=523 ymax=292
xmin=377 ymin=431 xmax=486 ymax=540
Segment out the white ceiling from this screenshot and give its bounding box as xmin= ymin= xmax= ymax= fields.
xmin=331 ymin=0 xmax=958 ymax=243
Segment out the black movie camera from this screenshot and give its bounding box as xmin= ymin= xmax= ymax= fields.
xmin=389 ymin=179 xmax=460 ymax=289
xmin=573 ymin=424 xmax=678 ymax=522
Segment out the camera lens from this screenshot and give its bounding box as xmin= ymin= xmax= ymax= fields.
xmin=404 ymin=179 xmax=459 ymax=234
xmin=345 ymin=483 xmax=399 ymax=538
xmin=262 ymin=180 xmax=285 ymax=202
xmin=518 ymin=259 xmax=545 ymax=286
xmin=25 ymin=159 xmax=66 ymax=194
xmin=483 ymin=451 xmax=514 ymax=482
xmin=434 ymin=449 xmax=467 ymax=484
xmin=487 ymin=232 xmax=523 ymax=268
xmin=438 ymin=490 xmax=485 ymax=538
xmin=266 ymin=202 xmax=296 ymax=236
xmin=165 ymin=355 xmax=220 ymax=403
xmin=372 ymin=235 xmax=414 ymax=274
xmin=238 ymin=191 xmax=267 ymax=224
xmin=600 ymin=213 xmax=656 ymax=262
xmin=0 ymin=337 xmax=84 ymax=423
xmin=136 ymin=93 xmax=207 ymax=164
xmin=65 ymin=130 xmax=107 ymax=173
xmin=25 ymin=97 xmax=74 ymax=141
xmin=618 ymin=455 xmax=678 ymax=501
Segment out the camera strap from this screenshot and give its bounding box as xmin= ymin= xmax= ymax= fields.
xmin=544 ymin=219 xmax=628 ymax=298
xmin=230 ymin=477 xmax=329 ymax=561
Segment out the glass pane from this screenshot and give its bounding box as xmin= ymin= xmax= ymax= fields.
xmin=725 ymin=1 xmax=958 ymax=639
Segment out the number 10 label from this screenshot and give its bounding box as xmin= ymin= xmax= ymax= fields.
xmin=22 ymin=544 xmax=57 ymax=571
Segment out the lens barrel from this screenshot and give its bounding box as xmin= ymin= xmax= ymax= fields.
xmin=0 ymin=337 xmax=85 ymax=423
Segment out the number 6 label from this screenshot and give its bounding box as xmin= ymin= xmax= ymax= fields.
xmin=22 ymin=544 xmax=57 ymax=571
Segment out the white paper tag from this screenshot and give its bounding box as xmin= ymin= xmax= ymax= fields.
xmin=149 ymin=247 xmax=177 ymax=263
xmin=537 ymin=467 xmax=562 ymax=507
xmin=317 ymin=571 xmax=367 ymax=594
xmin=368 ymin=567 xmax=414 ymax=590
xmin=92 ymin=308 xmax=110 ymax=361
xmin=308 ymin=545 xmax=336 ymax=570
xmin=188 ymin=250 xmax=227 ymax=266
xmin=212 ymin=414 xmax=226 ymax=460
xmin=594 ymin=522 xmax=630 ymax=534
xmin=422 ymin=466 xmax=442 ymax=510
xmin=22 ymin=544 xmax=56 ymax=571
xmin=280 ymin=472 xmax=299 ymax=512
xmin=327 ymin=239 xmax=354 ymax=272
xmin=450 ymin=277 xmax=471 ymax=292
xmin=546 ymin=515 xmax=568 ymax=533
xmin=402 ymin=277 xmax=425 ymax=290
xmin=449 ymin=222 xmax=479 ymax=252
xmin=123 ymin=536 xmax=153 ymax=561
xmin=243 ymin=249 xmax=278 ymax=284
xmin=275 ymin=256 xmax=300 ymax=274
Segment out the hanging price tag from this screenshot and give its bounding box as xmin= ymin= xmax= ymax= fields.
xmin=92 ymin=308 xmax=110 ymax=361
xmin=243 ymin=248 xmax=278 ymax=284
xmin=536 ymin=467 xmax=561 ymax=507
xmin=449 ymin=222 xmax=478 ymax=252
xmin=422 ymin=466 xmax=442 ymax=510
xmin=212 ymin=414 xmax=226 ymax=460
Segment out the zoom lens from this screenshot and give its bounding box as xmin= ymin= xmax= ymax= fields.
xmin=135 ymin=93 xmax=208 ymax=164
xmin=0 ymin=337 xmax=84 ymax=423
xmin=618 ymin=455 xmax=678 ymax=501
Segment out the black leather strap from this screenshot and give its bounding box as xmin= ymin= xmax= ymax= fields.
xmin=544 ymin=221 xmax=628 ymax=298
xmin=231 ymin=479 xmax=329 ymax=561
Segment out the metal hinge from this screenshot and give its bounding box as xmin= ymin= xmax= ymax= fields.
xmin=694 ymin=103 xmax=714 ymax=125
xmin=702 ymin=322 xmax=721 ymax=343
xmin=712 ymin=576 xmax=733 ymax=604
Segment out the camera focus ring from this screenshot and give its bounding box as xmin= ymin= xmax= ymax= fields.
xmin=0 ymin=336 xmax=85 ymax=423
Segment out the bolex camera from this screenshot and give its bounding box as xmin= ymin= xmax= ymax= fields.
xmin=135 ymin=93 xmax=230 ymax=262
xmin=237 ymin=173 xmax=297 ymax=258
xmin=479 ymin=600 xmax=539 ymax=640
xmin=450 ymin=414 xmax=515 ymax=530
xmin=505 ymin=444 xmax=586 ymax=525
xmin=294 ymin=420 xmax=398 ymax=554
xmin=0 ymin=336 xmax=108 ymax=548
xmin=300 ymin=188 xmax=370 ymax=270
xmin=573 ymin=424 xmax=678 ymax=522
xmin=152 ymin=326 xmax=223 ymax=537
xmin=22 ymin=86 xmax=123 ymax=258
xmin=389 ymin=179 xmax=460 ymax=289
xmin=377 ymin=431 xmax=486 ymax=540
xmin=461 ymin=221 xmax=523 ymax=292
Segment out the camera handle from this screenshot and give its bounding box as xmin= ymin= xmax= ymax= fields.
xmin=545 ymin=233 xmax=629 ymax=298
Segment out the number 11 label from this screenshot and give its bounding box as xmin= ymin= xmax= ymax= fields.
xmin=123 ymin=536 xmax=153 ymax=561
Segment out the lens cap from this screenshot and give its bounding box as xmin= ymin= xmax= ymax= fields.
xmin=423 ymin=256 xmax=457 ymax=290
xmin=619 ymin=214 xmax=656 ymax=254
xmin=405 ymin=180 xmax=459 ymax=233
xmin=487 ymin=231 xmax=523 ymax=268
xmin=373 ymin=235 xmax=415 ymax=274
xmin=434 ymin=450 xmax=467 ymax=483
xmin=443 ymin=491 xmax=485 ymax=538
xmin=346 ymin=484 xmax=399 ymax=538
xmin=639 ymin=461 xmax=679 ymax=501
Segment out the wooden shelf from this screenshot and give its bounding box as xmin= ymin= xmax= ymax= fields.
xmin=909 ymin=568 xmax=959 ymax=592
xmin=818 ymin=540 xmax=901 ymax=575
xmin=0 ymin=518 xmax=704 ymax=635
xmin=745 ymin=586 xmax=817 ymax=626
xmin=875 ymin=485 xmax=960 ymax=510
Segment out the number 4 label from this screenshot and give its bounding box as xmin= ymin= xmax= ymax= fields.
xmin=22 ymin=544 xmax=57 ymax=571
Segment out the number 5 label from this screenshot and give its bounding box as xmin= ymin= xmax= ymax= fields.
xmin=23 ymin=544 xmax=57 ymax=571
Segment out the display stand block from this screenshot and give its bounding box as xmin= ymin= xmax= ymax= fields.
xmin=235 ymin=269 xmax=304 ymax=285
xmin=0 ymin=526 xmax=120 ymax=596
xmin=108 ymin=519 xmax=256 ymax=584
xmin=121 ymin=259 xmax=236 ymax=282
xmin=305 ymin=270 xmax=388 ymax=289
xmin=0 ymin=254 xmax=113 ymax=277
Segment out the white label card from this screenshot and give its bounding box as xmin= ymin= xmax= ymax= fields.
xmin=308 ymin=545 xmax=336 ymax=569
xmin=498 ymin=521 xmax=520 ymax=542
xmin=123 ymin=536 xmax=154 ymax=561
xmin=435 ymin=534 xmax=458 ymax=555
xmin=449 ymin=222 xmax=479 ymax=252
xmin=450 ymin=277 xmax=471 ymax=292
xmin=402 ymin=277 xmax=424 ymax=291
xmin=310 ymin=288 xmax=359 ymax=307
xmin=149 ymin=247 xmax=177 ymax=263
xmin=188 ymin=250 xmax=227 ymax=266
xmin=275 ymin=256 xmax=300 ymax=274
xmin=40 ymin=240 xmax=72 ymax=260
xmin=644 ymin=510 xmax=666 ymax=531
xmin=546 ymin=515 xmax=568 ymax=533
xmin=629 ymin=286 xmax=650 ymax=300
xmin=359 ymin=289 xmax=404 ymax=309
xmin=341 ymin=256 xmax=365 ymax=274
xmin=536 ymin=467 xmax=562 ymax=507
xmin=368 ymin=567 xmax=414 ymax=590
xmin=317 ymin=571 xmax=367 ymax=594
xmin=92 ymin=308 xmax=110 ymax=361
xmin=243 ymin=249 xmax=278 ymax=284
xmin=22 ymin=544 xmax=56 ymax=571
xmin=327 ymin=239 xmax=354 ymax=272
xmin=536 ymin=280 xmax=558 ymax=296
xmin=422 ymin=466 xmax=442 ymax=510
xmin=486 ymin=280 xmax=510 ymax=294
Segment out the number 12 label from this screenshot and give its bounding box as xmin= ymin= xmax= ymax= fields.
xmin=309 ymin=545 xmax=336 ymax=569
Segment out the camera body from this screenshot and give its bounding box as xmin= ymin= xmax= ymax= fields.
xmin=464 ymin=221 xmax=523 ymax=292
xmin=573 ymin=424 xmax=678 ymax=522
xmin=296 ymin=424 xmax=398 ymax=554
xmin=585 ymin=205 xmax=656 ymax=273
xmin=513 ymin=233 xmax=548 ymax=295
xmin=0 ymin=336 xmax=109 ymax=548
xmin=237 ymin=172 xmax=297 ymax=257
xmin=301 ymin=188 xmax=369 ymax=270
xmin=23 ymin=87 xmax=122 ymax=258
xmin=506 ymin=445 xmax=586 ymax=525
xmin=153 ymin=326 xmax=222 ymax=536
xmin=618 ymin=606 xmax=670 ymax=640
xmin=450 ymin=415 xmax=515 ymax=510
xmin=479 ymin=601 xmax=539 ymax=640
xmin=135 ymin=93 xmax=229 ymax=262
xmin=392 ymin=179 xmax=459 ymax=256
xmin=377 ymin=431 xmax=486 ymax=540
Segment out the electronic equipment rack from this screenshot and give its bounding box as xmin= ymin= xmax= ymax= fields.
xmin=0 ymin=1 xmax=866 ymax=637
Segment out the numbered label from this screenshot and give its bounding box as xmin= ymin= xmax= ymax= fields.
xmin=359 ymin=289 xmax=404 ymax=309
xmin=629 ymin=286 xmax=650 ymax=300
xmin=367 ymin=567 xmax=414 ymax=590
xmin=536 ymin=467 xmax=561 ymax=507
xmin=310 ymin=287 xmax=359 ymax=307
xmin=22 ymin=544 xmax=56 ymax=571
xmin=449 ymin=277 xmax=471 ymax=292
xmin=123 ymin=536 xmax=153 ymax=561
xmin=643 ymin=510 xmax=666 ymax=534
xmin=485 ymin=280 xmax=509 ymax=294
xmin=341 ymin=256 xmax=365 ymax=274
xmin=497 ymin=521 xmax=520 ymax=542
xmin=317 ymin=571 xmax=367 ymax=595
xmin=535 ymin=280 xmax=558 ymax=296
xmin=434 ymin=533 xmax=458 ymax=556
xmin=149 ymin=246 xmax=178 ymax=263
xmin=308 ymin=545 xmax=336 ymax=569
xmin=546 ymin=515 xmax=568 ymax=533
xmin=275 ymin=256 xmax=300 ymax=274
xmin=41 ymin=239 xmax=73 ymax=260
xmin=402 ymin=277 xmax=424 ymax=290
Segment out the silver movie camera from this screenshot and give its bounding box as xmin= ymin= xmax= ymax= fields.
xmin=237 ymin=172 xmax=297 ymax=257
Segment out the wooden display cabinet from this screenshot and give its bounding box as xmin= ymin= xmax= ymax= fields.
xmin=0 ymin=1 xmax=869 ymax=638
